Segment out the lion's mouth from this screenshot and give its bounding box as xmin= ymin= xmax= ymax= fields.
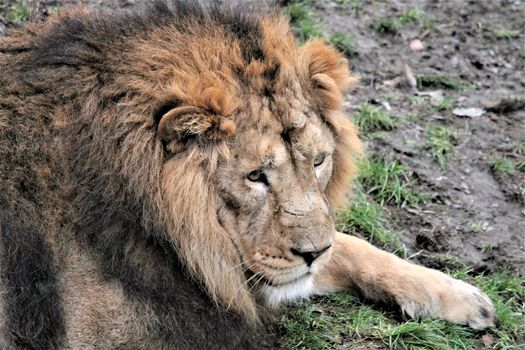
xmin=259 ymin=272 xmax=316 ymax=307
xmin=246 ymin=270 xmax=312 ymax=287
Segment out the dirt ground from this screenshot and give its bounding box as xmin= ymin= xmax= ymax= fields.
xmin=314 ymin=0 xmax=525 ymax=276
xmin=1 ymin=0 xmax=524 ymax=347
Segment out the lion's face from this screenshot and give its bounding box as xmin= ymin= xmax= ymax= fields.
xmin=215 ymin=91 xmax=337 ymax=305
xmin=153 ymin=30 xmax=361 ymax=316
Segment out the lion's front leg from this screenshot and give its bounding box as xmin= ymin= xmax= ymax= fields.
xmin=314 ymin=232 xmax=495 ymax=330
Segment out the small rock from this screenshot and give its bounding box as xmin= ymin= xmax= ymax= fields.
xmin=409 ymin=39 xmax=424 ymax=52
xmin=404 ymin=64 xmax=417 ymax=89
xmin=380 ymin=101 xmax=392 ymax=111
xmin=342 ymin=101 xmax=352 ymax=109
xmin=482 ymin=334 xmax=494 ymax=347
xmin=382 ymin=64 xmax=417 ymax=92
xmin=451 ymin=56 xmax=459 ymax=68
xmin=417 ymin=90 xmax=444 ymax=103
xmin=453 ymin=107 xmax=485 ymax=118
xmin=431 ymin=113 xmax=446 ymax=121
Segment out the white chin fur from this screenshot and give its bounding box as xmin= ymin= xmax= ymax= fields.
xmin=261 ymin=275 xmax=315 ymax=308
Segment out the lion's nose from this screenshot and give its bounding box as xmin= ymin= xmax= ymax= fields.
xmin=290 ymin=245 xmax=331 ymax=266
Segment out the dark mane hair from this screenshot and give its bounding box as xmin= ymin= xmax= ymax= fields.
xmin=22 ymin=1 xmax=268 ymax=77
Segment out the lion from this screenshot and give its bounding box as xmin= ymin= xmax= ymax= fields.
xmin=0 ymin=1 xmax=495 ymax=349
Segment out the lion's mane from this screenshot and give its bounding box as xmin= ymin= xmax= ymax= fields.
xmin=0 ymin=1 xmax=362 ymax=348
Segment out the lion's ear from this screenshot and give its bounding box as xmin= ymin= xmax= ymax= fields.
xmin=299 ymin=39 xmax=358 ymax=110
xmin=157 ymin=105 xmax=236 ymax=152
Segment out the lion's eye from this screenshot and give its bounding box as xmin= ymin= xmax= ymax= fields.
xmin=313 ymin=153 xmax=326 ymax=167
xmin=246 ymin=170 xmax=268 ymax=184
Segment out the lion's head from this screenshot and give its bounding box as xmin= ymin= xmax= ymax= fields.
xmin=138 ymin=14 xmax=363 ymax=322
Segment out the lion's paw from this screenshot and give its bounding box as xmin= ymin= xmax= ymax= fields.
xmin=398 ymin=271 xmax=495 ymax=330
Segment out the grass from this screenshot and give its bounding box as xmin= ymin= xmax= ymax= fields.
xmin=490 ymin=158 xmax=520 ymax=176
xmin=333 ymin=0 xmax=363 ymax=14
xmin=513 ymin=140 xmax=525 ymax=155
xmin=328 ymin=31 xmax=358 ymax=56
xmin=520 ymin=47 xmax=525 ymax=58
xmin=494 ymin=29 xmax=520 ymax=40
xmin=358 ymin=157 xmax=424 ymax=207
xmin=335 ymin=156 xmax=425 ymax=255
xmin=374 ymin=18 xmax=401 ymax=35
xmin=425 ymin=126 xmax=456 ymax=167
xmin=381 ymin=92 xmax=397 ymax=102
xmin=405 ymin=113 xmax=420 ymax=122
xmin=337 ymin=187 xmax=407 ymax=257
xmin=470 ymin=222 xmax=485 ymax=233
xmin=280 ymin=292 xmax=388 ymax=349
xmin=285 ymin=2 xmax=359 ymax=56
xmin=374 ymin=8 xmax=434 ymax=35
xmin=388 ymin=320 xmax=476 ymax=349
xmin=435 ymin=253 xmax=466 ymax=269
xmin=398 ymin=9 xmax=421 ymax=25
xmin=408 ymin=95 xmax=426 ymax=106
xmin=434 ymin=96 xmax=454 ymax=112
xmin=281 ymin=267 xmax=524 ymax=349
xmin=481 ymin=243 xmax=498 ymax=253
xmin=417 ymin=75 xmax=472 ymax=90
xmin=420 ymin=17 xmax=436 ymax=31
xmin=285 ymin=2 xmax=323 ymax=42
xmin=353 ymin=105 xmax=397 ymax=134
xmin=5 ymin=2 xmax=30 ymax=23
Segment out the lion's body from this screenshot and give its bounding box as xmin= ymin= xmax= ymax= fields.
xmin=0 ymin=1 xmax=495 ymax=349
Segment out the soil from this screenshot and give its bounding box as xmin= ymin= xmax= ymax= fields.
xmin=1 ymin=0 xmax=523 ymax=310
